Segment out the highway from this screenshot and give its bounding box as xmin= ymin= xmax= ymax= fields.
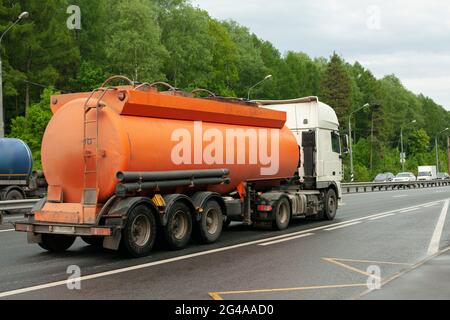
xmin=0 ymin=187 xmax=450 ymax=300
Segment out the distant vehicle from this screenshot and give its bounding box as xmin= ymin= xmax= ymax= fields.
xmin=417 ymin=166 xmax=437 ymax=181
xmin=436 ymin=172 xmax=450 ymax=180
xmin=393 ymin=172 xmax=416 ymax=182
xmin=0 ymin=138 xmax=47 ymax=212
xmin=373 ymin=172 xmax=395 ymax=183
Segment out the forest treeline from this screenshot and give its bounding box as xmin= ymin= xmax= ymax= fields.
xmin=1 ymin=0 xmax=449 ymax=180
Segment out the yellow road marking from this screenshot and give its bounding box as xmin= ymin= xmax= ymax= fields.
xmin=208 ymin=292 xmax=224 ymax=300
xmin=355 ymin=245 xmax=450 ymax=299
xmin=323 ymin=258 xmax=381 ymax=280
xmin=330 ymin=258 xmax=410 ymax=266
xmin=208 ymin=257 xmax=411 ymax=300
xmin=209 ymin=283 xmax=367 ymax=300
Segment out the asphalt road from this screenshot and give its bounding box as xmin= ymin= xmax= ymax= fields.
xmin=0 ymin=187 xmax=450 ymax=300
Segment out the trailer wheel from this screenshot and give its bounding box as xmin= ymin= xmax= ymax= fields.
xmin=194 ymin=200 xmax=223 ymax=244
xmin=163 ymin=202 xmax=192 ymax=250
xmin=4 ymin=189 xmax=24 ymax=214
xmin=321 ymin=189 xmax=337 ymax=221
xmin=120 ymin=204 xmax=156 ymax=258
xmin=81 ymin=236 xmax=104 ymax=247
xmin=272 ymin=198 xmax=291 ymax=231
xmin=38 ymin=234 xmax=76 ymax=253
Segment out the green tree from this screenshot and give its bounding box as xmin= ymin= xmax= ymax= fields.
xmin=207 ymin=19 xmax=238 ymax=96
xmin=2 ymin=0 xmax=79 ymax=125
xmin=160 ymin=4 xmax=213 ymax=89
xmin=8 ymin=88 xmax=56 ymax=169
xmin=104 ymin=0 xmax=167 ymax=82
xmin=320 ymin=53 xmax=353 ymax=123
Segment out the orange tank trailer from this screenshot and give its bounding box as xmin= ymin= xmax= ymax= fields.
xmin=37 ymin=86 xmax=299 ymax=225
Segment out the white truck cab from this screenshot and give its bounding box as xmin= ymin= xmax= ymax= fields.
xmin=256 ymin=97 xmax=343 ymax=199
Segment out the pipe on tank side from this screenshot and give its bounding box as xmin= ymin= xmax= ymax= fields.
xmin=116 ymin=169 xmax=230 ymax=183
xmin=115 ymin=177 xmax=231 ymax=196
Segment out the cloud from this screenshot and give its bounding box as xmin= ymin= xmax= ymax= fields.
xmin=192 ymin=0 xmax=450 ymax=109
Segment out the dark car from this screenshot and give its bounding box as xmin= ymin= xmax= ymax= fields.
xmin=373 ymin=172 xmax=395 ymax=183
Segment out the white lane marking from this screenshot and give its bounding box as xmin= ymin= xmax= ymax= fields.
xmin=0 ymin=199 xmax=445 ymax=298
xmin=422 ymin=203 xmax=438 ymax=208
xmin=324 ymin=221 xmax=362 ymax=231
xmin=258 ymin=233 xmax=314 ymax=246
xmin=0 ymin=229 xmax=14 ymax=233
xmin=369 ymin=213 xmax=397 ymax=221
xmin=400 ymin=208 xmax=420 ymax=213
xmin=427 ymin=199 xmax=450 ymax=256
xmin=393 ymin=195 xmax=408 ymax=198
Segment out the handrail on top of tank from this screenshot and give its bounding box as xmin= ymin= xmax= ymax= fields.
xmin=101 ymin=75 xmax=134 ymax=88
xmin=191 ymin=88 xmax=217 ymax=97
xmin=146 ymin=81 xmax=177 ymax=92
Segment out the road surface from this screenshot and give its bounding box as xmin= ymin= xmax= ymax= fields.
xmin=0 ymin=187 xmax=449 ymax=300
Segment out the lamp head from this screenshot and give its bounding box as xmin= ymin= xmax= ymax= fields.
xmin=18 ymin=12 xmax=29 ymax=20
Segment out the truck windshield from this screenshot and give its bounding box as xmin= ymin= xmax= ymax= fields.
xmin=418 ymin=172 xmax=431 ymax=177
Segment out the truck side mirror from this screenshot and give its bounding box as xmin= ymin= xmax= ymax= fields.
xmin=342 ymin=134 xmax=349 ymax=154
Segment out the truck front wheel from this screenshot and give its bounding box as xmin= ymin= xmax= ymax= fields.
xmin=120 ymin=205 xmax=157 ymax=258
xmin=321 ymin=189 xmax=337 ymax=221
xmin=272 ymin=198 xmax=291 ymax=231
xmin=38 ymin=234 xmax=76 ymax=253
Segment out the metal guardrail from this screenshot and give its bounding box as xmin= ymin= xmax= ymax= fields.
xmin=342 ymin=180 xmax=450 ymax=194
xmin=0 ymin=199 xmax=40 ymax=211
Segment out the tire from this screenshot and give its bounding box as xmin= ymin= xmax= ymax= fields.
xmin=81 ymin=236 xmax=104 ymax=247
xmin=222 ymin=217 xmax=232 ymax=230
xmin=272 ymin=198 xmax=291 ymax=231
xmin=4 ymin=189 xmax=24 ymax=215
xmin=38 ymin=234 xmax=76 ymax=253
xmin=194 ymin=200 xmax=223 ymax=244
xmin=163 ymin=201 xmax=192 ymax=250
xmin=320 ymin=189 xmax=337 ymax=221
xmin=120 ymin=204 xmax=157 ymax=258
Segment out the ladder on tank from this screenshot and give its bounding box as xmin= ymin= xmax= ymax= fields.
xmin=82 ymin=88 xmax=116 ymax=207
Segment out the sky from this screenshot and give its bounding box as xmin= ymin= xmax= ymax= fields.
xmin=191 ymin=0 xmax=450 ymax=110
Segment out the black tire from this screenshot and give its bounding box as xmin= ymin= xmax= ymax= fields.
xmin=320 ymin=189 xmax=337 ymax=221
xmin=163 ymin=201 xmax=192 ymax=250
xmin=222 ymin=217 xmax=232 ymax=230
xmin=272 ymin=198 xmax=291 ymax=231
xmin=38 ymin=234 xmax=76 ymax=253
xmin=120 ymin=204 xmax=157 ymax=258
xmin=81 ymin=236 xmax=104 ymax=247
xmin=4 ymin=189 xmax=24 ymax=214
xmin=194 ymin=200 xmax=223 ymax=244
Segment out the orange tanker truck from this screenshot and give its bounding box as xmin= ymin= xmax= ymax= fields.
xmin=14 ymin=76 xmax=344 ymax=257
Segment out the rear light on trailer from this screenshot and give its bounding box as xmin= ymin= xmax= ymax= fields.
xmin=257 ymin=205 xmax=273 ymax=212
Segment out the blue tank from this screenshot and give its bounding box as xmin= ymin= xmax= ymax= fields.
xmin=0 ymin=138 xmax=33 ymax=182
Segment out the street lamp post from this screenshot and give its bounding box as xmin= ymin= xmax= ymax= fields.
xmin=348 ymin=103 xmax=370 ymax=182
xmin=247 ymin=75 xmax=272 ymax=100
xmin=0 ymin=11 xmax=29 ymax=138
xmin=435 ymin=127 xmax=449 ymax=173
xmin=400 ymin=119 xmax=417 ymax=172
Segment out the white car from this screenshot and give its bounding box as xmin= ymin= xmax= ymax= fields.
xmin=393 ymin=172 xmax=416 ymax=182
